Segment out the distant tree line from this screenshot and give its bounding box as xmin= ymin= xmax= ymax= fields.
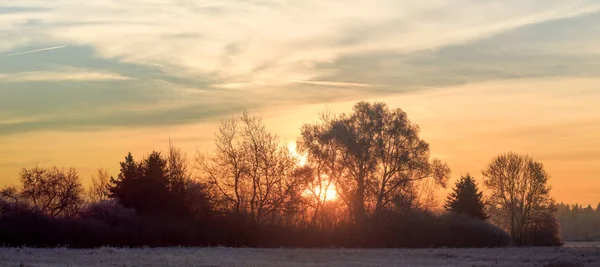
xmin=0 ymin=102 xmax=563 ymax=248
xmin=557 ymin=203 xmax=600 ymax=241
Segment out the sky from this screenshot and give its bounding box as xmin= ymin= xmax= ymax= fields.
xmin=1 ymin=0 xmax=599 ymax=206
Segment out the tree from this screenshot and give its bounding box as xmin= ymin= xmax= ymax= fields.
xmin=296 ymin=111 xmax=346 ymax=228
xmin=197 ymin=111 xmax=303 ymax=225
xmin=445 ymin=174 xmax=488 ymax=220
xmin=0 ymin=185 xmax=20 ymax=203
xmin=18 ymin=165 xmax=84 ymax=217
xmin=109 ymin=153 xmax=142 ymax=210
xmin=167 ymin=139 xmax=196 ymax=217
xmin=109 ymin=151 xmax=171 ymax=215
xmin=482 ymin=152 xmax=561 ymax=245
xmin=88 ymin=168 xmax=111 ymax=203
xmin=298 ymin=102 xmax=450 ymax=227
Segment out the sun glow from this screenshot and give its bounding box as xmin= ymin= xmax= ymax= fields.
xmin=288 ymin=141 xmax=307 ymax=166
xmin=303 ymin=184 xmax=338 ymax=202
xmin=321 ymin=186 xmax=338 ymax=202
xmin=288 ymin=141 xmax=338 ymax=201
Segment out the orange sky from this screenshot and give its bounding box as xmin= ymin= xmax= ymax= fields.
xmin=1 ymin=77 xmax=598 ymax=206
xmin=2 ymin=1 xmax=600 ymax=208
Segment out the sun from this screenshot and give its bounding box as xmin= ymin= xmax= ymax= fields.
xmin=322 ymin=186 xmax=338 ymax=201
xmin=303 ymin=184 xmax=338 ymax=202
xmin=288 ymin=141 xmax=338 ymax=201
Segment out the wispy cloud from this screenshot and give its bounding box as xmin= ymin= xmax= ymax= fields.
xmin=0 ymin=69 xmax=131 ymax=82
xmin=2 ymin=1 xmax=600 ymax=136
xmin=6 ymin=46 xmax=67 ymax=57
xmin=297 ymin=81 xmax=375 ymax=87
xmin=3 ymin=1 xmax=600 ymax=87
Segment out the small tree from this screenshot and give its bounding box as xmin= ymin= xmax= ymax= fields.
xmin=19 ymin=165 xmax=84 ymax=218
xmin=444 ymin=174 xmax=488 ymax=220
xmin=483 ymin=152 xmax=561 ymax=246
xmin=88 ymin=168 xmax=111 ymax=203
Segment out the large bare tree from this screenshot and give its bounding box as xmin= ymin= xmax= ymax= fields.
xmin=299 ymin=102 xmax=450 ymax=227
xmin=483 ymin=152 xmax=559 ymax=245
xmin=197 ymin=111 xmax=303 ymax=225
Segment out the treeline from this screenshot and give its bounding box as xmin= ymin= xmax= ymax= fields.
xmin=557 ymin=203 xmax=600 ymax=241
xmin=0 ymin=102 xmax=563 ymax=248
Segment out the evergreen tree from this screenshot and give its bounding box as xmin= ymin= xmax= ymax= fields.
xmin=445 ymin=174 xmax=488 ymax=220
xmin=109 ymin=151 xmax=172 ymax=215
xmin=109 ymin=152 xmax=142 ymax=209
xmin=138 ymin=151 xmax=171 ymax=214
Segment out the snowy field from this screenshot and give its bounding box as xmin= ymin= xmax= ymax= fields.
xmin=1 ymin=245 xmax=599 ymax=267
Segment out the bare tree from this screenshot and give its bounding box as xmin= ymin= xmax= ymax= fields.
xmin=197 ymin=111 xmax=302 ymax=224
xmin=167 ymin=139 xmax=192 ymax=216
xmin=20 ymin=165 xmax=84 ymax=218
xmin=483 ymin=152 xmax=560 ymax=245
xmin=88 ymin=168 xmax=111 ymax=203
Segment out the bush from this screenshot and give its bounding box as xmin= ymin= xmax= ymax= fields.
xmin=0 ymin=199 xmax=512 ymax=248
xmin=524 ymin=213 xmax=564 ymax=246
xmin=369 ymin=210 xmax=511 ymax=248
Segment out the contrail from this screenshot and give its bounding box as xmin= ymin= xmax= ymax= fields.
xmin=6 ymin=46 xmax=67 ymax=57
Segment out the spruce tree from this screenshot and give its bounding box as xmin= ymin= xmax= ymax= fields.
xmin=445 ymin=174 xmax=488 ymax=220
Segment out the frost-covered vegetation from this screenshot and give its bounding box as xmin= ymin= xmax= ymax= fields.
xmin=1 ymin=246 xmax=599 ymax=267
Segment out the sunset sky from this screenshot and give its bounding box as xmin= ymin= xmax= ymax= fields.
xmin=1 ymin=1 xmax=599 ymax=206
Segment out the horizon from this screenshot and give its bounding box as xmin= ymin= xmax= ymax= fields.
xmin=1 ymin=1 xmax=600 ymax=207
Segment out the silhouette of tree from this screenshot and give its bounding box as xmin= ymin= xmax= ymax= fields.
xmin=167 ymin=140 xmax=211 ymax=218
xmin=445 ymin=174 xmax=488 ymax=220
xmin=167 ymin=139 xmax=189 ymax=216
xmin=296 ymin=111 xmax=347 ymax=228
xmin=299 ymin=102 xmax=450 ymax=227
xmin=18 ymin=165 xmax=84 ymax=218
xmin=0 ymin=186 xmax=20 ymax=203
xmin=88 ymin=168 xmax=111 ymax=203
xmin=109 ymin=144 xmax=214 ymax=219
xmin=556 ymin=202 xmax=600 ymax=241
xmin=109 ymin=153 xmax=142 ymax=211
xmin=197 ymin=111 xmax=303 ymax=225
xmin=109 ymin=151 xmax=171 ymax=215
xmin=138 ymin=151 xmax=171 ymax=214
xmin=483 ymin=152 xmax=561 ymax=245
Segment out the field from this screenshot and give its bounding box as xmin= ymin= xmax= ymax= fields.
xmin=1 ymin=245 xmax=599 ymax=267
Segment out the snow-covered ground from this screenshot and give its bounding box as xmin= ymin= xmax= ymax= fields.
xmin=1 ymin=245 xmax=599 ymax=267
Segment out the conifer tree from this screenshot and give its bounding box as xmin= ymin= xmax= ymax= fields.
xmin=445 ymin=174 xmax=488 ymax=220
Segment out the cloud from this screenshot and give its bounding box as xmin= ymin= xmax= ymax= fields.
xmin=6 ymin=45 xmax=67 ymax=56
xmin=296 ymin=81 xmax=375 ymax=88
xmin=3 ymin=1 xmax=600 ymax=87
xmin=0 ymin=69 xmax=131 ymax=82
xmin=2 ymin=1 xmax=600 ymax=136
